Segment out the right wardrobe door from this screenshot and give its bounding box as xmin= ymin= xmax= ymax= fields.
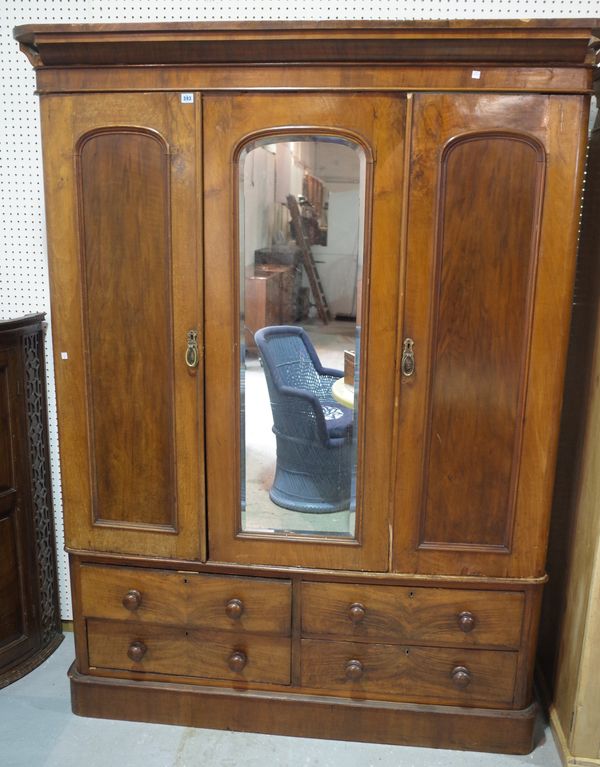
xmin=393 ymin=92 xmax=588 ymax=579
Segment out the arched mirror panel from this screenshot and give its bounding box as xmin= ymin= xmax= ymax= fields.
xmin=238 ymin=135 xmax=367 ymax=539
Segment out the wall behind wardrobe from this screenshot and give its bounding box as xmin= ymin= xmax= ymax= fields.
xmin=0 ymin=0 xmax=597 ymax=620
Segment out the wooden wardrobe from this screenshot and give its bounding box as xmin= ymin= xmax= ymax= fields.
xmin=15 ymin=19 xmax=599 ymax=753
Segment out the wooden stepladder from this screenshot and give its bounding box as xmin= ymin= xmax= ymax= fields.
xmin=286 ymin=194 xmax=331 ymax=324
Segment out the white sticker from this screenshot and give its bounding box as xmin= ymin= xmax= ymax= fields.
xmin=471 ymin=70 xmax=481 ymax=80
xmin=180 ymin=93 xmax=194 ymax=104
xmin=60 ymin=352 xmax=69 ymax=360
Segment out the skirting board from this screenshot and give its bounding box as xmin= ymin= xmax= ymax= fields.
xmin=548 ymin=704 xmax=600 ymax=767
xmin=70 ymin=664 xmax=538 ymax=754
xmin=536 ymin=666 xmax=600 ymax=767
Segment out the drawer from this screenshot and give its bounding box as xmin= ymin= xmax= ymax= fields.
xmin=80 ymin=564 xmax=292 ymax=635
xmin=301 ymin=582 xmax=524 ymax=648
xmin=300 ymin=638 xmax=517 ymax=707
xmin=87 ymin=619 xmax=291 ymax=685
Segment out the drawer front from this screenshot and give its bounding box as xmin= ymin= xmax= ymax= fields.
xmin=80 ymin=564 xmax=292 ymax=635
xmin=301 ymin=582 xmax=524 ymax=648
xmin=87 ymin=619 xmax=291 ymax=685
xmin=300 ymin=639 xmax=517 ymax=707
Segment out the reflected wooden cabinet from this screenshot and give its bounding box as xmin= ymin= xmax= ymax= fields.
xmin=244 ymin=263 xmax=298 ymax=350
xmin=15 ymin=19 xmax=599 ymax=754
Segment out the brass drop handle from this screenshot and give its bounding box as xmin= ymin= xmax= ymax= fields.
xmin=228 ymin=650 xmax=247 ymax=673
xmin=345 ymin=659 xmax=364 ymax=681
xmin=185 ymin=329 xmax=199 ymax=369
xmin=458 ymin=611 xmax=476 ymax=633
xmin=122 ymin=589 xmax=142 ymax=611
xmin=401 ymin=338 xmax=415 ymax=377
xmin=451 ymin=665 xmax=472 ymax=689
xmin=225 ymin=598 xmax=244 ymax=620
xmin=348 ymin=602 xmax=366 ymax=624
xmin=127 ymin=640 xmax=147 ymax=663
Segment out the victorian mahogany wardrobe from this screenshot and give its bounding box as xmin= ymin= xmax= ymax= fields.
xmin=15 ymin=19 xmax=600 ymax=753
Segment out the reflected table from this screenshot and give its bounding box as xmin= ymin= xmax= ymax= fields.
xmin=331 ymin=377 xmax=354 ymax=409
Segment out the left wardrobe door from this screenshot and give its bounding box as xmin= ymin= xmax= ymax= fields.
xmin=40 ymin=93 xmax=204 ymax=560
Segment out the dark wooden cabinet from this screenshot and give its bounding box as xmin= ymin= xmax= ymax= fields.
xmin=245 ymin=264 xmax=298 ymax=350
xmin=15 ymin=19 xmax=599 ymax=754
xmin=0 ymin=315 xmax=62 ymax=688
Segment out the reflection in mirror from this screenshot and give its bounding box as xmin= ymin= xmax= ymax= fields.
xmin=239 ymin=135 xmax=365 ymax=538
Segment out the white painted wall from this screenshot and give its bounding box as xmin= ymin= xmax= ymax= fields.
xmin=242 ymin=147 xmax=277 ymax=267
xmin=313 ymin=189 xmax=361 ymax=317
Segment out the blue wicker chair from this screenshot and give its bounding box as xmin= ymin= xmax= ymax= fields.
xmin=254 ymin=325 xmax=353 ymax=513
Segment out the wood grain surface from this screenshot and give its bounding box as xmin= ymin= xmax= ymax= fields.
xmin=393 ymin=93 xmax=588 ymax=579
xmin=300 ymin=638 xmax=518 ymax=707
xmin=301 ymin=581 xmax=524 ymax=648
xmin=421 ymin=132 xmax=543 ymax=550
xmin=15 ymin=20 xmax=599 ymax=69
xmin=80 ymin=564 xmax=292 ymax=635
xmin=70 ymin=665 xmax=539 ymax=753
xmin=79 ymin=129 xmax=175 ymax=528
xmin=87 ymin=619 xmax=291 ymax=685
xmin=33 ymin=65 xmax=592 ymax=97
xmin=40 ymin=93 xmax=203 ymax=559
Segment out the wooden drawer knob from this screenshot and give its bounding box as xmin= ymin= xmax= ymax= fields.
xmin=345 ymin=659 xmax=364 ymax=680
xmin=451 ymin=665 xmax=472 ymax=689
xmin=122 ymin=589 xmax=142 ymax=611
xmin=348 ymin=602 xmax=366 ymax=624
xmin=457 ymin=611 xmax=476 ymax=633
xmin=225 ymin=598 xmax=244 ymax=620
xmin=127 ymin=640 xmax=147 ymax=663
xmin=228 ymin=650 xmax=247 ymax=673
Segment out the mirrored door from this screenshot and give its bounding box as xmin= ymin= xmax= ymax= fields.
xmin=204 ymin=93 xmax=405 ymax=570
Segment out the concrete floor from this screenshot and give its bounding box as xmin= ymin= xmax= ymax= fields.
xmin=0 ymin=633 xmax=563 ymax=767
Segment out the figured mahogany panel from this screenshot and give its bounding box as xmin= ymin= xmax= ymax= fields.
xmin=39 ymin=93 xmax=202 ymax=559
xmin=79 ymin=129 xmax=175 ymax=528
xmin=301 ymin=581 xmax=524 ymax=648
xmin=87 ymin=619 xmax=291 ymax=685
xmin=79 ymin=564 xmax=292 ymax=635
xmin=33 ymin=65 xmax=592 ymax=98
xmin=300 ymin=639 xmax=518 ymax=708
xmin=420 ymin=133 xmax=544 ymax=550
xmin=393 ymin=93 xmax=587 ymax=578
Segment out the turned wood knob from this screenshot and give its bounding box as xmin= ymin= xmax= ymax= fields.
xmin=457 ymin=611 xmax=476 ymax=633
xmin=225 ymin=598 xmax=244 ymax=620
xmin=127 ymin=640 xmax=147 ymax=663
xmin=451 ymin=665 xmax=472 ymax=689
xmin=228 ymin=650 xmax=247 ymax=673
xmin=345 ymin=659 xmax=364 ymax=680
xmin=122 ymin=589 xmax=142 ymax=611
xmin=348 ymin=602 xmax=366 ymax=624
